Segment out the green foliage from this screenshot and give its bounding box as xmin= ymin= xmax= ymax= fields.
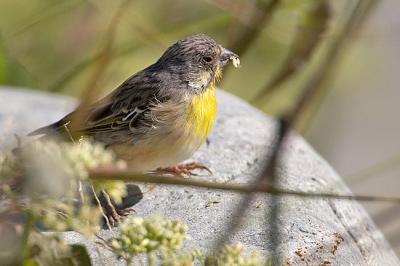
xmin=0 ymin=139 xmax=270 ymax=265
xmin=109 ymin=216 xmax=188 ymax=258
xmin=107 ymin=216 xmax=269 ymax=265
xmin=0 ymin=149 xmax=18 ymax=178
xmin=205 ymin=244 xmax=265 ymax=266
xmin=108 ymin=216 xmax=194 ymax=264
xmin=0 ymin=139 xmax=127 ymax=203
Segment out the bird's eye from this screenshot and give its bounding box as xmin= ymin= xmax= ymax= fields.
xmin=203 ymin=56 xmax=213 ymax=62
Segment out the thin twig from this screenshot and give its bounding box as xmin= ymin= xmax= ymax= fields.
xmin=88 ymin=169 xmax=400 ymax=204
xmin=48 ymin=43 xmax=140 ymax=92
xmin=225 ymin=0 xmax=280 ymax=56
xmin=346 ymin=152 xmax=400 ymax=184
xmin=95 ymin=233 xmax=109 ymax=245
xmin=251 ymin=1 xmax=331 ymax=105
xmin=101 ymin=189 xmax=120 ymax=226
xmin=90 ymin=184 xmax=114 ymax=234
xmin=269 ymin=0 xmax=378 ymax=262
xmin=63 ymin=123 xmax=86 ymax=204
xmin=295 ymin=0 xmax=380 ymax=133
xmin=94 ymin=233 xmax=114 ymax=253
xmin=4 ymin=1 xmax=82 ymax=39
xmin=212 ymin=0 xmax=379 ymax=256
xmin=48 ymin=13 xmax=229 ymax=92
xmin=64 ymin=0 xmax=131 ymax=231
xmin=208 ymin=0 xmax=263 ymax=28
xmin=69 ymin=0 xmax=132 ymax=134
xmin=20 ymin=211 xmax=34 ymax=263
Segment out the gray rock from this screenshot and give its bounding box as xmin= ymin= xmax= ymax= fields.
xmin=0 ymin=87 xmax=398 ymax=265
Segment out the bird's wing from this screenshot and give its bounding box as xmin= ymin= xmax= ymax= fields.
xmin=29 ymin=71 xmax=163 ymax=138
xmin=84 ymin=83 xmax=160 ymax=133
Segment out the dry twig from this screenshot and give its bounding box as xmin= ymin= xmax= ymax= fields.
xmin=89 ymin=169 xmax=400 ymax=204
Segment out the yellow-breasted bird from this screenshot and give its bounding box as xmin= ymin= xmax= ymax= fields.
xmin=30 ymin=34 xmax=239 ymax=173
xmin=29 ymin=34 xmax=239 ymax=221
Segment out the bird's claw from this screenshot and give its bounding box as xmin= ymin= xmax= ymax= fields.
xmin=106 ymin=207 xmax=135 ymax=226
xmin=156 ymin=162 xmax=212 ymax=177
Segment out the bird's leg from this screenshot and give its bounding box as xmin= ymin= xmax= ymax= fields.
xmin=156 ymin=162 xmax=212 ymax=177
xmin=100 ymin=191 xmax=135 ymax=226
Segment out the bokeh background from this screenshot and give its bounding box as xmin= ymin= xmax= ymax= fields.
xmin=1 ymin=0 xmax=399 ymax=254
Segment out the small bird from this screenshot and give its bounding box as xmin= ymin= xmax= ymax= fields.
xmin=29 ymin=34 xmax=239 ymax=221
xmin=30 ymin=34 xmax=239 ymax=174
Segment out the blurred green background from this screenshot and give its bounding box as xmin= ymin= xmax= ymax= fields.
xmin=0 ymin=0 xmax=341 ymax=115
xmin=1 ymin=0 xmax=400 ymax=254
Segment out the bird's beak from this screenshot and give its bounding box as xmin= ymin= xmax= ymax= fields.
xmin=219 ymin=46 xmax=240 ymax=68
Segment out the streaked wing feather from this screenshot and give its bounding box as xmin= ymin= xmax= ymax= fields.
xmin=78 ymin=79 xmax=158 ymax=134
xmin=29 ymin=66 xmax=163 ymax=139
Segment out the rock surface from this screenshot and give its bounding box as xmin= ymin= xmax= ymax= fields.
xmin=0 ymin=87 xmax=399 ymax=265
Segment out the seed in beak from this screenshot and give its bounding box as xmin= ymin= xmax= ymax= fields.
xmin=231 ymin=57 xmax=240 ymax=68
xmin=220 ymin=46 xmax=240 ymax=68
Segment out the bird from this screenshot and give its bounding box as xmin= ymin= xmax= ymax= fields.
xmin=29 ymin=34 xmax=240 ymax=222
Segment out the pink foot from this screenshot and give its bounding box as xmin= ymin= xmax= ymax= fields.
xmin=156 ymin=162 xmax=212 ymax=177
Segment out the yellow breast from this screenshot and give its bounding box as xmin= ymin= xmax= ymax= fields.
xmin=185 ymin=85 xmax=217 ymax=140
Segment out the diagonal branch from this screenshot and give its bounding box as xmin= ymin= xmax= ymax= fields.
xmin=225 ymin=0 xmax=280 ymax=56
xmin=89 ymin=169 xmax=400 ymax=204
xmin=69 ymin=0 xmax=132 ymax=135
xmin=251 ymin=1 xmax=331 ymax=105
xmin=213 ymin=0 xmax=381 ymax=256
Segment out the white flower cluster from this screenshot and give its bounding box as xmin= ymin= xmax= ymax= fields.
xmin=205 ymin=244 xmax=262 ymax=266
xmin=0 ymin=139 xmax=127 ymax=203
xmin=23 ymin=139 xmax=126 ymax=180
xmin=109 ymin=216 xmax=188 ymax=258
xmin=0 ymin=150 xmax=19 ymax=179
xmin=1 ymin=140 xmax=268 ymax=265
xmin=108 ymin=215 xmax=266 ymax=265
xmin=0 ymin=139 xmax=128 ymax=236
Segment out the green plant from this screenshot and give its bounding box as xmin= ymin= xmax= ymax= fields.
xmin=0 ymin=139 xmax=267 ymax=265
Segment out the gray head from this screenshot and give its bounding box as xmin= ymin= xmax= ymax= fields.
xmin=156 ymin=34 xmax=239 ymax=90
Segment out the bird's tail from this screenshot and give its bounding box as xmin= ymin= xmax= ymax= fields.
xmin=27 ymin=120 xmax=65 ymax=136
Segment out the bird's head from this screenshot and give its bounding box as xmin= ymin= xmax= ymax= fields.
xmin=157 ymin=34 xmax=240 ymax=92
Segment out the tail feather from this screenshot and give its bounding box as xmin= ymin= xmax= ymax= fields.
xmin=28 ymin=120 xmax=64 ymax=136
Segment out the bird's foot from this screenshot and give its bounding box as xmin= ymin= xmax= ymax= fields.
xmin=100 ymin=191 xmax=135 ymax=226
xmin=105 ymin=206 xmax=135 ymax=226
xmin=156 ymin=162 xmax=212 ymax=177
